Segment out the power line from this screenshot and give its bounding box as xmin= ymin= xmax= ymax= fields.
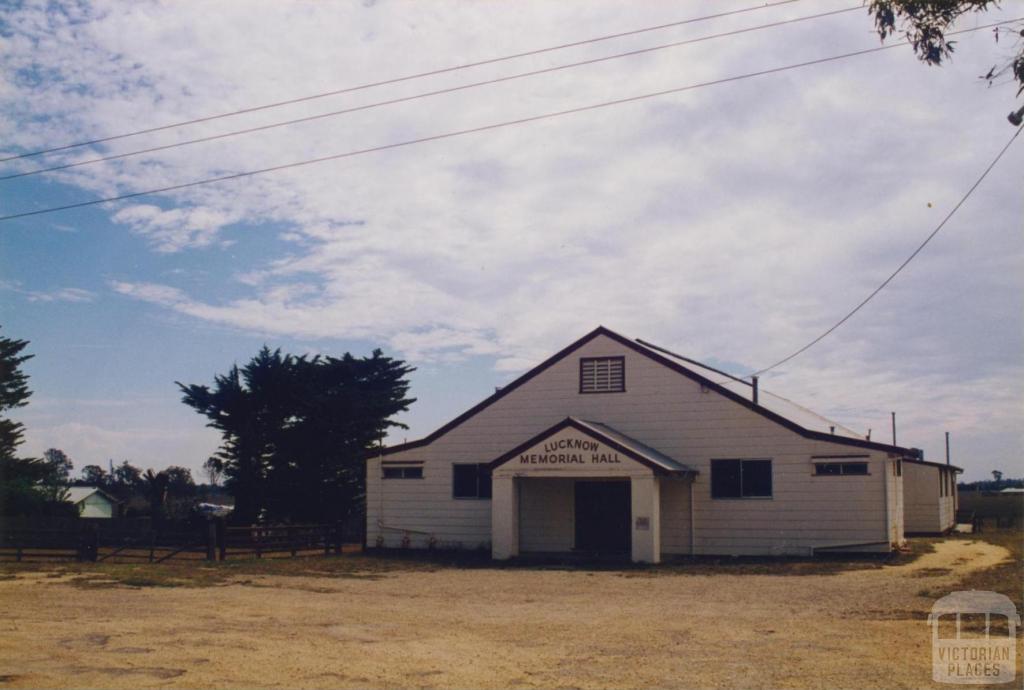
xmin=748 ymin=125 xmax=1022 ymax=379
xmin=0 ymin=5 xmax=862 ymax=181
xmin=0 ymin=0 xmax=805 ymax=163
xmin=0 ymin=19 xmax=1015 ymax=224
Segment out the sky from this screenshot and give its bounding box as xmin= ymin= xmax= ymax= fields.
xmin=1 ymin=0 xmax=1021 ymax=483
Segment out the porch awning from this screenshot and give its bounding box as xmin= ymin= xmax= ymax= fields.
xmin=488 ymin=416 xmax=696 ymax=477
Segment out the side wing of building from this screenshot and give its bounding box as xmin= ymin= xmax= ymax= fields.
xmin=904 ymin=461 xmax=959 ymax=534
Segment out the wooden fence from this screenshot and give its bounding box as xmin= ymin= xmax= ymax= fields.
xmin=958 ymin=492 xmax=1022 ymax=529
xmin=0 ymin=519 xmax=353 ymax=563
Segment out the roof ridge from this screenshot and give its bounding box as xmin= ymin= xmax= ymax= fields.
xmin=633 ymin=338 xmax=751 ymax=386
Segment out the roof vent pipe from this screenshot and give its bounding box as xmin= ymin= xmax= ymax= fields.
xmin=830 ymin=425 xmax=835 ymax=435
xmin=946 ymin=431 xmax=951 ymax=465
xmin=751 ymin=376 xmax=759 ymax=405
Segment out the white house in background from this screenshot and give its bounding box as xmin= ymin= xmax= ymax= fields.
xmin=903 ymin=461 xmax=960 ymax=534
xmin=65 ymin=486 xmax=118 ymax=518
xmin=366 ymin=326 xmax=946 ymax=563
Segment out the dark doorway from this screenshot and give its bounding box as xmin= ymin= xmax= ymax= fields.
xmin=574 ymin=480 xmax=631 ymax=554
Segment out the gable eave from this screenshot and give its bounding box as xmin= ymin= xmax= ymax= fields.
xmin=487 ymin=416 xmax=689 ymax=476
xmin=368 ymin=326 xmax=620 ymax=458
xmin=368 ymin=325 xmax=922 ymax=460
xmin=904 ymin=458 xmax=964 ymax=473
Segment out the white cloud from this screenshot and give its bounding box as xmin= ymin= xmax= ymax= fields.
xmin=110 ymin=280 xmax=189 ymax=306
xmin=2 ymin=1 xmax=1022 ymax=477
xmin=111 ymin=203 xmax=242 ymax=252
xmin=25 ymin=287 xmax=96 ymax=303
xmin=1 ymin=281 xmax=96 ymax=303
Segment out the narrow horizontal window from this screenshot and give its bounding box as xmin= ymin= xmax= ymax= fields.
xmin=452 ymin=463 xmax=492 ymax=499
xmin=579 ymin=356 xmax=625 ymax=394
xmin=711 ymin=459 xmax=772 ymax=499
xmin=814 ymin=462 xmax=868 ymax=476
xmin=383 ymin=466 xmax=423 ymax=479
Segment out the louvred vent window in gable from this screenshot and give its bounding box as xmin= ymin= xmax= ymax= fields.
xmin=579 ymin=356 xmax=625 ymax=394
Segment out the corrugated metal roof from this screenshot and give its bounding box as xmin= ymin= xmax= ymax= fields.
xmin=631 ymin=339 xmax=866 ymax=441
xmin=65 ymin=486 xmax=115 ymax=504
xmin=573 ymin=418 xmax=694 ymax=475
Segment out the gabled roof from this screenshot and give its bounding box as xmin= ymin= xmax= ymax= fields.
xmin=374 ymin=326 xmax=923 ymax=458
xmin=488 ymin=417 xmax=695 ymax=476
xmin=65 ymin=486 xmax=119 ymax=505
xmin=904 ymin=458 xmax=964 ymax=472
xmin=634 ymin=339 xmax=863 ymax=439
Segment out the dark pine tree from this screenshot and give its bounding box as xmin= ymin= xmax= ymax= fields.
xmin=178 ymin=346 xmax=414 ymax=524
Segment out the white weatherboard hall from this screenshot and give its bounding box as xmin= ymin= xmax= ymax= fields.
xmin=366 ymin=327 xmax=957 ymax=563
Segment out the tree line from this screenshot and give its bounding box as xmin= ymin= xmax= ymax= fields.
xmin=3 ymin=325 xmax=413 ymax=527
xmin=958 ymin=470 xmax=1024 ymax=492
xmin=0 ymin=326 xmax=211 ymax=521
xmin=71 ymin=453 xmax=201 ymax=522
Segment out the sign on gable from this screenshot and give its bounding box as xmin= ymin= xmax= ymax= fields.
xmin=496 ymin=427 xmax=652 ymax=476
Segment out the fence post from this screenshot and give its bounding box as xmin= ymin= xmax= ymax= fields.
xmin=78 ymin=524 xmax=98 ymax=562
xmin=206 ymin=520 xmax=218 ymax=562
xmin=217 ymin=519 xmax=227 ymax=561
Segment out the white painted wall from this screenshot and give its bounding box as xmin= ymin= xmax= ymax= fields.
xmin=904 ymin=462 xmax=956 ymax=533
xmin=77 ymin=493 xmax=114 ymax=519
xmin=630 ymin=475 xmax=660 ymax=563
xmin=660 ymin=478 xmax=692 ymax=555
xmin=518 ymin=478 xmax=574 ymax=552
xmin=367 ymin=333 xmax=899 ymax=556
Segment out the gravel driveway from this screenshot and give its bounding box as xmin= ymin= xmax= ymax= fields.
xmin=0 ymin=538 xmax=1018 ymax=689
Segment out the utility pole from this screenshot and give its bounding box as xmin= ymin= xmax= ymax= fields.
xmin=891 ymin=412 xmax=896 ymax=446
xmin=945 ymin=431 xmax=951 ymax=465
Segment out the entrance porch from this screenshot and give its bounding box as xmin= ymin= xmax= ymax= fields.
xmin=487 ymin=417 xmax=695 ymax=564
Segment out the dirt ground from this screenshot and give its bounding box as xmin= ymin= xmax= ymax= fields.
xmin=0 ymin=538 xmax=1020 ymax=689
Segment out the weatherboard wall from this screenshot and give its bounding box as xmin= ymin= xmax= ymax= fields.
xmin=518 ymin=478 xmax=574 ymax=552
xmin=903 ymin=462 xmax=956 ymax=534
xmin=77 ymin=493 xmax=114 ymax=519
xmin=366 ymin=333 xmax=899 ymax=556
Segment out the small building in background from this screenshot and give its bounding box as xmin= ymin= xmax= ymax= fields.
xmin=903 ymin=461 xmax=960 ymax=534
xmin=65 ymin=486 xmax=119 ymax=519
